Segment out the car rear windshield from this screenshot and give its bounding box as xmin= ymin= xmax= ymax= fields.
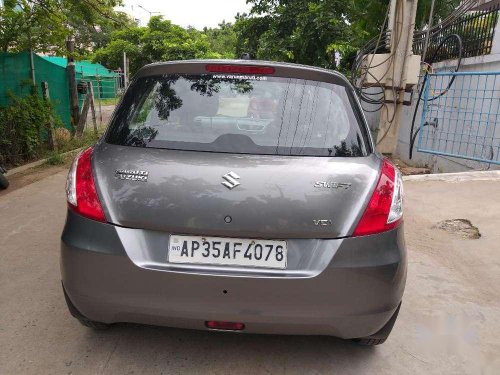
xmin=106 ymin=73 xmax=370 ymax=157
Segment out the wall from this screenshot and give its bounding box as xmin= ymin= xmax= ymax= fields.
xmin=395 ymin=54 xmax=500 ymax=172
xmin=33 ymin=55 xmax=71 ymax=129
xmin=0 ymin=52 xmax=72 ymax=130
xmin=361 ymin=11 xmax=500 ymax=173
xmin=1 ymin=52 xmax=119 ymax=130
xmin=0 ymin=52 xmax=33 ymax=106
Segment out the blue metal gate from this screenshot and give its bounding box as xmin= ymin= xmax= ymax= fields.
xmin=418 ymin=71 xmax=500 ymax=165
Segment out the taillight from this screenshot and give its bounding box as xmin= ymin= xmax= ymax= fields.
xmin=66 ymin=147 xmax=106 ymax=222
xmin=352 ymin=159 xmax=403 ymax=236
xmin=206 ymin=64 xmax=275 ymax=75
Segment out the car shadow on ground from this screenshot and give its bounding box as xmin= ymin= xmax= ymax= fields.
xmin=77 ymin=323 xmax=377 ymax=372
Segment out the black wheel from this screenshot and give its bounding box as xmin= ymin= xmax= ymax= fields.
xmin=353 ymin=302 xmax=401 ymax=346
xmin=0 ymin=173 xmax=9 ymax=190
xmin=62 ymin=283 xmax=110 ymax=330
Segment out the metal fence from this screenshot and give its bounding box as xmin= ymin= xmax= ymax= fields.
xmin=417 ymin=71 xmax=500 ymax=165
xmin=414 ymin=5 xmax=500 ymax=63
xmin=79 ymin=70 xmax=124 ymax=127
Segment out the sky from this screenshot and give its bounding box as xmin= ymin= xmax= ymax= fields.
xmin=120 ymin=0 xmax=252 ymax=29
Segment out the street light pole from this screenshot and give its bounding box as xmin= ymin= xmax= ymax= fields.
xmin=137 ymin=5 xmax=160 ymax=21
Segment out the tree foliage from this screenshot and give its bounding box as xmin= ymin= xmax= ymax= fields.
xmin=92 ymin=16 xmax=233 ymax=74
xmin=0 ymin=90 xmax=63 ymax=165
xmin=203 ymin=21 xmax=237 ymax=59
xmin=0 ymin=0 xmax=131 ymax=56
xmin=0 ymin=0 xmax=466 ymax=73
xmin=234 ymin=0 xmax=355 ymax=69
xmin=415 ymin=0 xmax=462 ymax=30
xmin=234 ymin=0 xmax=463 ymax=72
xmin=351 ymin=0 xmax=462 ymax=44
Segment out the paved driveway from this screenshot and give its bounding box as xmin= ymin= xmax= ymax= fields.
xmin=1 ymin=171 xmax=499 ymax=374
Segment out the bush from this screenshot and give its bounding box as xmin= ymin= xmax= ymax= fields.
xmin=0 ymin=91 xmax=63 ymax=165
xmin=41 ymin=129 xmax=102 ymax=167
xmin=56 ymin=128 xmax=101 ymax=154
xmin=44 ymin=151 xmax=66 ymax=166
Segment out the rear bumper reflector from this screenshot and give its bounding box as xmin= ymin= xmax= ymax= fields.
xmin=205 ymin=321 xmax=245 ymax=331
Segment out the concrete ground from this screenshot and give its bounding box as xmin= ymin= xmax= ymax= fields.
xmin=1 ymin=170 xmax=499 ymax=374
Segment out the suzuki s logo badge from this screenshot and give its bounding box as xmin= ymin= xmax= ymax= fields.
xmin=313 ymin=219 xmax=332 ymax=226
xmin=222 ymin=171 xmax=241 ymax=190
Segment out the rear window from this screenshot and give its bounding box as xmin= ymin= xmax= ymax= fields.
xmin=106 ymin=73 xmax=370 ymax=157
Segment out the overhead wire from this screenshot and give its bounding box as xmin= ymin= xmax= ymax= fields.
xmin=353 ymin=0 xmax=476 ymax=100
xmin=351 ymin=4 xmax=398 ymax=111
xmin=413 ymin=0 xmax=479 ymax=42
xmin=351 ymin=0 xmax=404 ymax=146
xmin=352 ymin=0 xmax=473 ymax=149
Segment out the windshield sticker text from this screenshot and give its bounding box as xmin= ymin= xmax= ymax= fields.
xmin=213 ymin=74 xmax=268 ymax=81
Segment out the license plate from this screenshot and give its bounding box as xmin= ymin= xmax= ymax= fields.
xmin=168 ymin=235 xmax=287 ymax=269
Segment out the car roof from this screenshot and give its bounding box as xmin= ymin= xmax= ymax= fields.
xmin=134 ymin=59 xmax=352 ymax=87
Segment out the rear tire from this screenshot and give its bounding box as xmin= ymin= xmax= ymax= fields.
xmin=354 ymin=338 xmax=387 ymax=346
xmin=62 ymin=283 xmax=110 ymax=330
xmin=0 ymin=173 xmax=9 ymax=190
xmin=352 ymin=302 xmax=401 ymax=346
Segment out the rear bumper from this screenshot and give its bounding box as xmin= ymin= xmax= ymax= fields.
xmin=60 ymin=211 xmax=407 ymax=339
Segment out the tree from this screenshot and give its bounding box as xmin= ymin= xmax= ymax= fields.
xmin=350 ymin=0 xmax=462 ymax=45
xmin=234 ymin=0 xmax=355 ymax=69
xmin=234 ymin=0 xmax=463 ymax=72
xmin=234 ymin=13 xmax=274 ymax=59
xmin=203 ymin=21 xmax=237 ymax=59
xmin=415 ymin=0 xmax=462 ymax=30
xmin=92 ymin=16 xmax=222 ymax=74
xmin=0 ymin=0 xmax=128 ymax=55
xmin=72 ymin=10 xmax=138 ymax=57
xmin=140 ymin=17 xmax=211 ymax=62
xmin=1 ymin=0 xmax=65 ymax=53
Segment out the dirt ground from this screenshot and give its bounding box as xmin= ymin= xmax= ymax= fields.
xmin=0 ymin=162 xmax=71 ymax=197
xmin=0 ymin=167 xmax=499 ymax=374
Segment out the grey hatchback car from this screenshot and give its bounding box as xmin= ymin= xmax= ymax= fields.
xmin=61 ymin=60 xmax=406 ymax=345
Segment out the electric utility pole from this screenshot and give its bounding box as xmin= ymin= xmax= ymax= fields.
xmin=376 ymin=0 xmax=419 ymax=154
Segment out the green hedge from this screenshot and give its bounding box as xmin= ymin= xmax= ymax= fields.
xmin=0 ymin=90 xmax=63 ymax=165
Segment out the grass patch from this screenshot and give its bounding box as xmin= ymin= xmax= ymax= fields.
xmin=56 ymin=129 xmax=102 ymax=154
xmin=96 ymin=98 xmax=119 ymax=106
xmin=38 ymin=128 xmax=104 ymax=167
xmin=44 ymin=152 xmax=66 ymax=166
xmin=3 ymin=126 xmax=105 ymax=170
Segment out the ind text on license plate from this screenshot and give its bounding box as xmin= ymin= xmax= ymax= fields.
xmin=168 ymin=235 xmax=287 ymax=269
